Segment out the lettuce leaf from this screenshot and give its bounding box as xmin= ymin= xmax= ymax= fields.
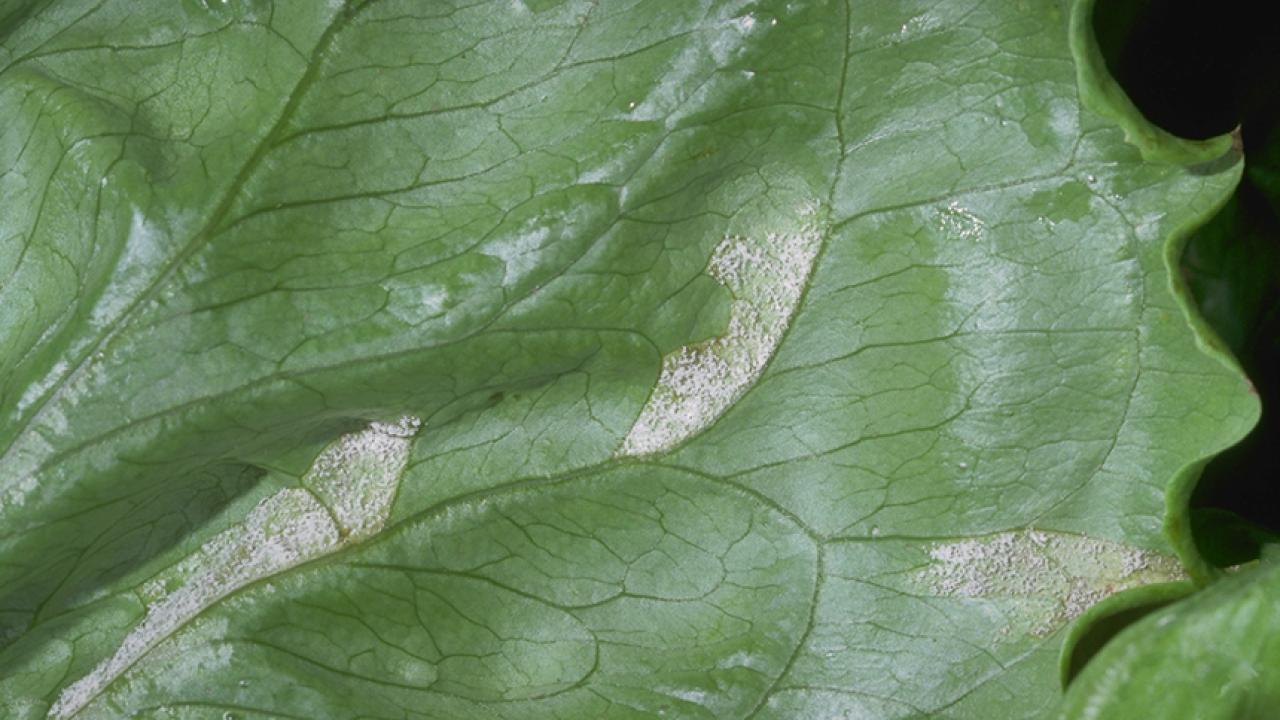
xmin=0 ymin=0 xmax=1257 ymax=717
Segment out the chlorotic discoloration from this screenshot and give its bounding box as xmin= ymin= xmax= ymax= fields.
xmin=917 ymin=529 xmax=1186 ymax=637
xmin=49 ymin=417 xmax=420 ymax=719
xmin=620 ymin=205 xmax=823 ymax=456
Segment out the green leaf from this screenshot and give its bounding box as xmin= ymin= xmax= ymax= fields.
xmin=1059 ymin=556 xmax=1280 ymax=719
xmin=0 ymin=0 xmax=1257 ymax=717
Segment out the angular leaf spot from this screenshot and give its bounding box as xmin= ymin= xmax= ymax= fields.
xmin=49 ymin=417 xmax=420 ymax=718
xmin=916 ymin=529 xmax=1186 ymax=637
xmin=620 ymin=205 xmax=822 ymax=456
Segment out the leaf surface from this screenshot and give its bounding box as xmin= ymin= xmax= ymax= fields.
xmin=0 ymin=0 xmax=1257 ymax=717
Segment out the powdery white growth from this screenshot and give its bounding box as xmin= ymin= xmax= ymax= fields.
xmin=898 ymin=13 xmax=942 ymax=38
xmin=620 ymin=205 xmax=822 ymax=456
xmin=50 ymin=417 xmax=420 ymax=719
xmin=936 ymin=201 xmax=985 ymax=241
xmin=0 ymin=469 xmax=38 ymax=512
xmin=48 ymin=490 xmax=336 ymax=719
xmin=917 ymin=529 xmax=1186 ymax=637
xmin=305 ymin=416 xmax=420 ymax=540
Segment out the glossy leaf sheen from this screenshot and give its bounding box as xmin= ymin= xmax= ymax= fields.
xmin=0 ymin=0 xmax=1257 ymax=718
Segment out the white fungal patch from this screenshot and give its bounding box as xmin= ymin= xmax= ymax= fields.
xmin=936 ymin=201 xmax=985 ymax=242
xmin=897 ymin=13 xmax=941 ymax=39
xmin=49 ymin=417 xmax=421 ymax=719
xmin=305 ymin=416 xmax=419 ymax=540
xmin=619 ymin=205 xmax=822 ymax=456
xmin=48 ymin=490 xmax=336 ymax=719
xmin=917 ymin=529 xmax=1186 ymax=637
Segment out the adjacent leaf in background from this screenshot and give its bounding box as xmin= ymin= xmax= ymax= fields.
xmin=0 ymin=0 xmax=1258 ymax=717
xmin=1059 ymin=556 xmax=1280 ymax=719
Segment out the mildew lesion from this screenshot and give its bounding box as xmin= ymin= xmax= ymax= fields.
xmin=49 ymin=416 xmax=421 ymax=719
xmin=619 ymin=203 xmax=824 ymax=456
xmin=935 ymin=200 xmax=985 ymax=242
xmin=914 ymin=529 xmax=1186 ymax=638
